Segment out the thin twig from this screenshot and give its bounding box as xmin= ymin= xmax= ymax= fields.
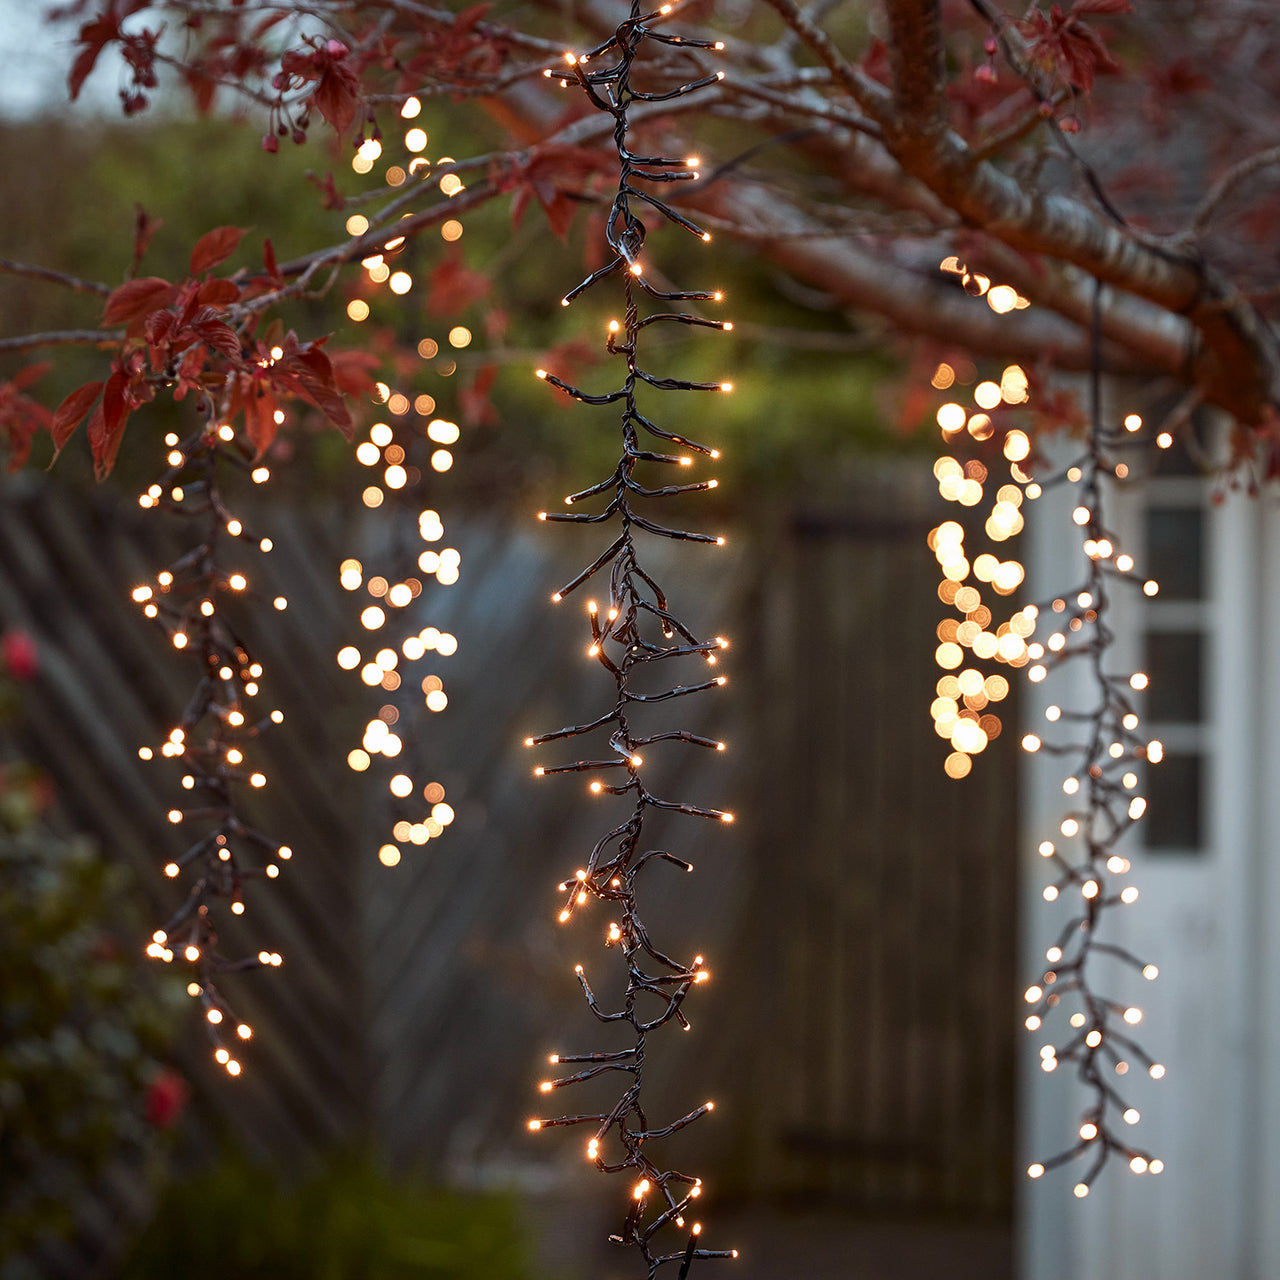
xmin=1192 ymin=143 xmax=1280 ymax=237
xmin=757 ymin=0 xmax=892 ymax=123
xmin=0 ymin=259 xmax=112 ymax=297
xmin=0 ymin=329 xmax=125 ymax=353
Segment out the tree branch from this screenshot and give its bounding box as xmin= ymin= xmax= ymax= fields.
xmin=705 ymin=184 xmax=1133 ymax=371
xmin=0 ymin=330 xmax=125 ymax=354
xmin=876 ymin=0 xmax=1280 ymax=423
xmin=0 ymin=259 xmax=112 ymax=297
xmin=271 ymin=180 xmax=499 ymax=281
xmin=1192 ymin=143 xmax=1280 ymax=237
xmin=756 ymin=0 xmax=893 ymax=123
xmin=884 ymin=0 xmax=948 ymax=141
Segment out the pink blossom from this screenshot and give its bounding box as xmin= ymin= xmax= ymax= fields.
xmin=1 ymin=631 xmax=38 ymax=681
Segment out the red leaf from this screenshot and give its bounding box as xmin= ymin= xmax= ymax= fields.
xmin=263 ymin=238 xmax=282 ymax=286
xmin=541 ymin=191 xmax=578 ymax=240
xmin=292 ymin=345 xmax=353 ymax=434
xmin=193 ymin=317 xmax=243 ymax=359
xmin=51 ymin=381 xmax=104 ymax=451
xmin=190 ymin=226 xmax=246 ymax=276
xmin=182 ymin=62 xmax=219 ymax=115
xmin=261 ymin=318 xmax=285 ymax=353
xmin=132 ymin=205 xmax=162 ymax=276
xmin=1148 ymin=56 xmax=1212 ymax=100
xmin=245 ymin=386 xmax=279 ymax=458
xmin=328 ymin=347 xmax=380 ymax=397
xmin=504 ymin=145 xmax=611 ymax=240
xmin=175 ymin=285 xmax=201 ymax=331
xmin=86 ymin=399 xmax=129 ymax=479
xmin=893 ymin=380 xmax=936 ymax=437
xmin=580 ymin=208 xmax=607 ymax=274
xmin=260 ymin=335 xmax=355 ymax=439
xmin=1020 ymin=2 xmax=1125 ymax=93
xmin=11 ymin=362 xmax=51 ymax=392
xmin=299 ymin=383 xmax=352 ymax=436
xmin=68 ymin=16 xmax=119 ymax=101
xmin=459 ymin=363 xmax=499 ymax=427
xmin=538 ymin=338 xmax=599 ymax=387
xmin=1063 ymin=24 xmax=1114 ymax=91
xmin=454 ymin=3 xmax=494 ymax=34
xmin=102 ymin=277 xmax=175 ymax=327
xmin=426 ymin=254 xmax=491 ymax=316
xmin=197 ymin=279 xmax=241 ymax=308
xmin=1071 ymin=0 xmax=1133 ymax=13
xmin=0 ymin=371 xmax=53 ymax=471
xmin=253 ymin=13 xmax=289 ymax=39
xmin=305 ymin=170 xmax=347 ymax=210
xmin=145 ymin=308 xmax=175 ymax=360
xmin=510 ymin=183 xmax=532 ymax=231
xmin=861 ymin=38 xmax=891 ymax=86
xmin=484 ymin=309 xmax=509 ymax=343
xmin=309 ymin=62 xmax=361 ymax=137
xmin=101 ymin=369 xmax=129 ymax=441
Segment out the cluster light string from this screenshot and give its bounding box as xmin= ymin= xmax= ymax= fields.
xmin=924 ymin=264 xmax=1166 ymax=1193
xmin=523 ymin=3 xmax=737 ymax=1274
xmin=334 ymin=98 xmax=468 ymax=871
xmin=926 ymin=263 xmax=1038 ymax=780
xmin=1020 ymin=281 xmax=1166 ymax=1194
xmin=135 ymin=411 xmax=289 ymax=1077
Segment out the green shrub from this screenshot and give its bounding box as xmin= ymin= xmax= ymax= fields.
xmin=120 ymin=1149 xmax=535 ymax=1280
xmin=0 ymin=633 xmax=185 ymax=1269
xmin=0 ymin=784 xmax=184 ymax=1263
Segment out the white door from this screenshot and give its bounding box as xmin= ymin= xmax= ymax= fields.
xmin=1019 ymin=428 xmax=1276 ymax=1278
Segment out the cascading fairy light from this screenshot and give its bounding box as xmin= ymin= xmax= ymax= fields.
xmin=926 ymin=260 xmax=1038 ymax=779
xmin=1013 ymin=284 xmax=1165 ymax=1194
xmin=523 ymin=4 xmax=737 ymax=1273
xmin=332 ymin=97 xmax=466 ymax=869
xmin=134 ymin=412 xmax=289 ymax=1077
xmin=927 ymin=268 xmax=1164 ymax=1192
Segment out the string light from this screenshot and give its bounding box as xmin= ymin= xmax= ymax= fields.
xmin=331 ymin=104 xmax=478 ymax=864
xmin=1016 ymin=281 xmax=1163 ymax=1192
xmin=927 ymin=355 xmax=1034 ymax=767
xmin=132 ymin=413 xmax=292 ymax=1075
xmin=932 ymin=265 xmax=1163 ymax=1192
xmin=525 ymin=6 xmax=734 ymax=1271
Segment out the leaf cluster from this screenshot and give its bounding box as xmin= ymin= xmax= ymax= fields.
xmin=0 ymin=761 xmax=184 ymax=1262
xmin=119 ymin=1148 xmax=535 ymax=1280
xmin=18 ymin=0 xmax=1279 ymax=497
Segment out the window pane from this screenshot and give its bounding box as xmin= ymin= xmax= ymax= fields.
xmin=1144 ymin=630 xmax=1202 ymax=724
xmin=1145 ymin=507 xmax=1203 ymax=601
xmin=1144 ymin=752 xmax=1203 ymax=852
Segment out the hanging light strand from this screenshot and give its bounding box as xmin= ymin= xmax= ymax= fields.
xmin=526 ymin=3 xmax=736 ymax=1273
xmin=135 ymin=413 xmax=288 ymax=1077
xmin=337 ymin=106 xmax=467 ymax=867
xmin=1021 ymin=281 xmax=1164 ymax=1194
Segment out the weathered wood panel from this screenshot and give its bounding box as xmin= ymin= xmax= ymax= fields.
xmin=0 ymin=459 xmax=1016 ymax=1275
xmin=724 ymin=465 xmax=1018 ymax=1217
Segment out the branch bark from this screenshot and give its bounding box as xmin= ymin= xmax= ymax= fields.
xmin=0 ymin=330 xmax=125 ymax=354
xmin=877 ymin=0 xmax=1280 ymax=424
xmin=701 ymin=184 xmax=1148 ymax=372
xmin=0 ymin=259 xmax=111 ymax=297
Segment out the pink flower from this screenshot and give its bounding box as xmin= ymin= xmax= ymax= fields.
xmin=1 ymin=631 xmax=38 ymax=681
xmin=145 ymin=1069 xmax=190 ymax=1129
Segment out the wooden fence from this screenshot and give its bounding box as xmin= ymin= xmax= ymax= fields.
xmin=0 ymin=460 xmax=1017 ymax=1272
